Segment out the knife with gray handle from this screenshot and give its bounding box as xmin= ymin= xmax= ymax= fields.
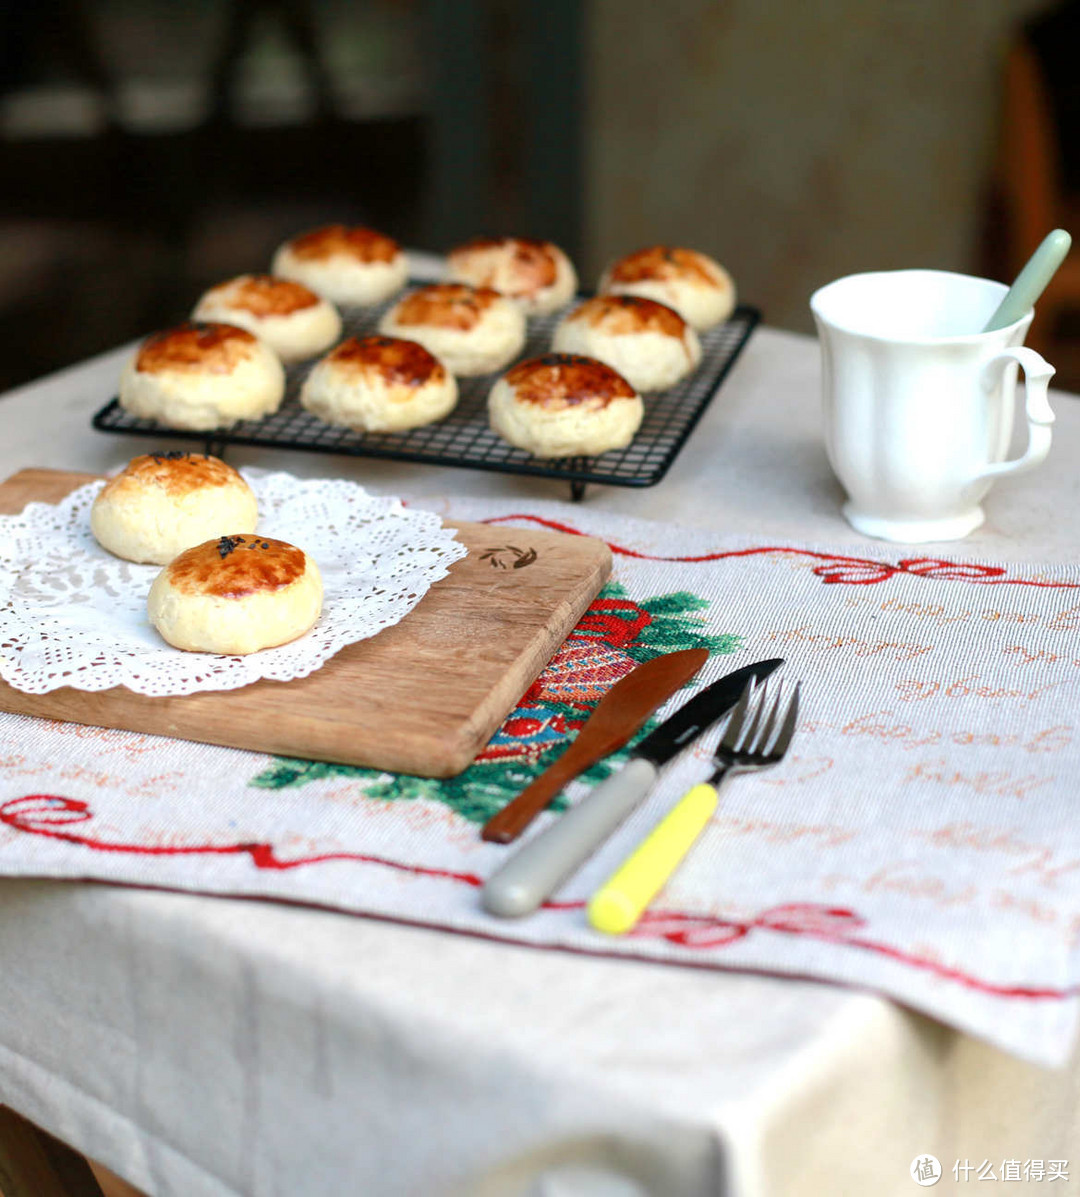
xmin=481 ymin=657 xmax=784 ymax=918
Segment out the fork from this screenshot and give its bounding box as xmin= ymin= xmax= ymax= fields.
xmin=587 ymin=678 xmax=801 ymax=935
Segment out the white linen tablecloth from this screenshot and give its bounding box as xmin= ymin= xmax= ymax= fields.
xmin=2 ymin=298 xmax=1080 ymax=1196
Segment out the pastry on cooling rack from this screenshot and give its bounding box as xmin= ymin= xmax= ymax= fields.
xmin=598 ymin=246 xmax=735 ymax=330
xmin=148 ymin=534 xmax=322 ymax=655
xmin=488 ymin=353 xmax=643 ymax=458
xmin=378 ymin=283 xmax=526 ymax=376
xmin=271 ymin=223 xmax=408 ymax=306
xmin=300 ymin=335 xmax=458 ymax=433
xmin=191 ymin=274 xmax=341 ymax=363
xmin=119 ymin=322 xmax=285 ymax=431
xmin=91 ymin=452 xmax=258 ymax=565
xmin=446 ymin=236 xmax=577 ymax=315
xmin=552 ymin=294 xmax=701 ymax=392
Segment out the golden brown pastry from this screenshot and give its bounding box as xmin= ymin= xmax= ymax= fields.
xmin=271 ymin=224 xmax=408 ymax=305
xmin=301 ymin=335 xmax=458 ymax=432
xmin=91 ymin=452 xmax=258 ymax=565
xmin=599 ymin=246 xmax=735 ymax=329
xmin=148 ymin=534 xmax=323 ymax=654
xmin=552 ymin=294 xmax=701 ymax=391
xmin=487 ymin=353 xmax=644 ymax=458
xmin=118 ymin=322 xmax=285 ymax=431
xmin=378 ymin=283 xmax=526 ymax=376
xmin=191 ymin=274 xmax=341 ymax=363
xmin=446 ymin=236 xmax=577 ymax=314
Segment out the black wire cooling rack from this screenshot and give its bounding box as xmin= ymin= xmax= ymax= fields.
xmin=92 ymin=291 xmax=760 ymax=500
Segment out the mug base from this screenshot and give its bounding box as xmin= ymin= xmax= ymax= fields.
xmin=842 ymin=503 xmax=985 ymax=544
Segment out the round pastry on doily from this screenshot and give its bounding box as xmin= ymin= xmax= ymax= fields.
xmin=301 ymin=335 xmax=458 ymax=432
xmin=271 ymin=224 xmax=407 ymax=306
xmin=0 ymin=471 xmax=468 ymax=696
xmin=119 ymin=322 xmax=285 ymax=431
xmin=488 ymin=353 xmax=643 ymax=458
xmin=378 ymin=283 xmax=526 ymax=376
xmin=148 ymin=534 xmax=323 ymax=655
xmin=446 ymin=236 xmax=577 ymax=315
xmin=552 ymin=294 xmax=701 ymax=392
xmin=90 ymin=451 xmax=258 ymax=565
xmin=598 ymin=246 xmax=736 ymax=330
xmin=191 ymin=274 xmax=341 ymax=363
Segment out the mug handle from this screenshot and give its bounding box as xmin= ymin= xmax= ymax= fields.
xmin=974 ymin=347 xmax=1055 ymax=482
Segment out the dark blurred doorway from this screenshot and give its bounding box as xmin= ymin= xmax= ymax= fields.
xmin=0 ymin=0 xmax=583 ymax=392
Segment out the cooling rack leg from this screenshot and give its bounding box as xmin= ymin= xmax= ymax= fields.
xmin=570 ymin=480 xmax=587 ymax=501
xmin=204 ymin=436 xmax=228 ymax=460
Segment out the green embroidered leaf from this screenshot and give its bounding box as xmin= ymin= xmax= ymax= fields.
xmin=249 ymin=758 xmax=368 ymax=789
xmin=639 ymin=592 xmax=711 ymax=615
xmin=635 ymin=625 xmax=741 ymax=654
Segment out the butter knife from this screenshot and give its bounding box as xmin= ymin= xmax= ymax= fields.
xmin=481 ymin=647 xmax=709 ymax=844
xmin=481 ymin=656 xmax=784 ymax=917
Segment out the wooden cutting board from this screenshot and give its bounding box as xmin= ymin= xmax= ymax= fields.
xmin=0 ymin=469 xmax=611 ymax=777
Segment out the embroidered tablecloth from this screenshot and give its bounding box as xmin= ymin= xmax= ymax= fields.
xmin=3 ymin=496 xmax=1079 ymax=1066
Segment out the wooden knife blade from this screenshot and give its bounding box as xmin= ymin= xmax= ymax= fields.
xmin=481 ymin=647 xmax=709 ymax=844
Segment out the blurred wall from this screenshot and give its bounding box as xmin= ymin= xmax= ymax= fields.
xmin=585 ymin=0 xmax=1048 ymax=332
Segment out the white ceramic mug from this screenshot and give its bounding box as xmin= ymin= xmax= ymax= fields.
xmin=810 ymin=269 xmax=1056 ymax=542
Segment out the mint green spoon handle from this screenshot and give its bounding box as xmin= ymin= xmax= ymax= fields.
xmin=982 ymin=228 xmax=1072 ymax=332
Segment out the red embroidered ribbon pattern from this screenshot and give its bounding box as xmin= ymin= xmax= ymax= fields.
xmin=2 ymin=795 xmax=1072 ymax=1001
xmin=482 ymin=515 xmax=1080 ymax=590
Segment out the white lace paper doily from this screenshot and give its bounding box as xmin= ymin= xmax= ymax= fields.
xmin=0 ymin=470 xmax=468 ymax=696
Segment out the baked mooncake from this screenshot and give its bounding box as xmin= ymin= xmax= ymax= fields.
xmin=118 ymin=322 xmax=285 ymax=431
xmin=446 ymin=236 xmax=577 ymax=315
xmin=378 ymin=283 xmax=526 ymax=376
xmin=191 ymin=274 xmax=341 ymax=363
xmin=91 ymin=451 xmax=258 ymax=565
xmin=271 ymin=224 xmax=408 ymax=306
xmin=300 ymin=335 xmax=458 ymax=432
xmin=148 ymin=534 xmax=323 ymax=655
xmin=598 ymin=246 xmax=735 ymax=330
xmin=552 ymin=294 xmax=701 ymax=391
xmin=488 ymin=353 xmax=644 ymax=458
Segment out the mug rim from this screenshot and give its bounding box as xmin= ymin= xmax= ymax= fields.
xmin=809 ymin=268 xmax=1031 ymax=345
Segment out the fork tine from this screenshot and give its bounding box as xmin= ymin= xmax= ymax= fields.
xmin=769 ymin=682 xmax=801 ymax=759
xmin=751 ymin=682 xmax=785 ymax=754
xmin=719 ymin=679 xmax=755 ymax=751
xmin=738 ymin=681 xmax=771 ymax=752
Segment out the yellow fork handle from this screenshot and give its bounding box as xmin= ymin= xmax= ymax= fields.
xmin=588 ymin=782 xmax=720 ymax=935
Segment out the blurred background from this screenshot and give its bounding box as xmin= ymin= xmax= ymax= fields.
xmin=0 ymin=0 xmax=1077 ymax=394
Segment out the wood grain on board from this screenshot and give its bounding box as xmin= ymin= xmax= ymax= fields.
xmin=0 ymin=469 xmax=612 ymax=777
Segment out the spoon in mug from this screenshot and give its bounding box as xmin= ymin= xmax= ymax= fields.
xmin=982 ymin=228 xmax=1072 ymax=332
